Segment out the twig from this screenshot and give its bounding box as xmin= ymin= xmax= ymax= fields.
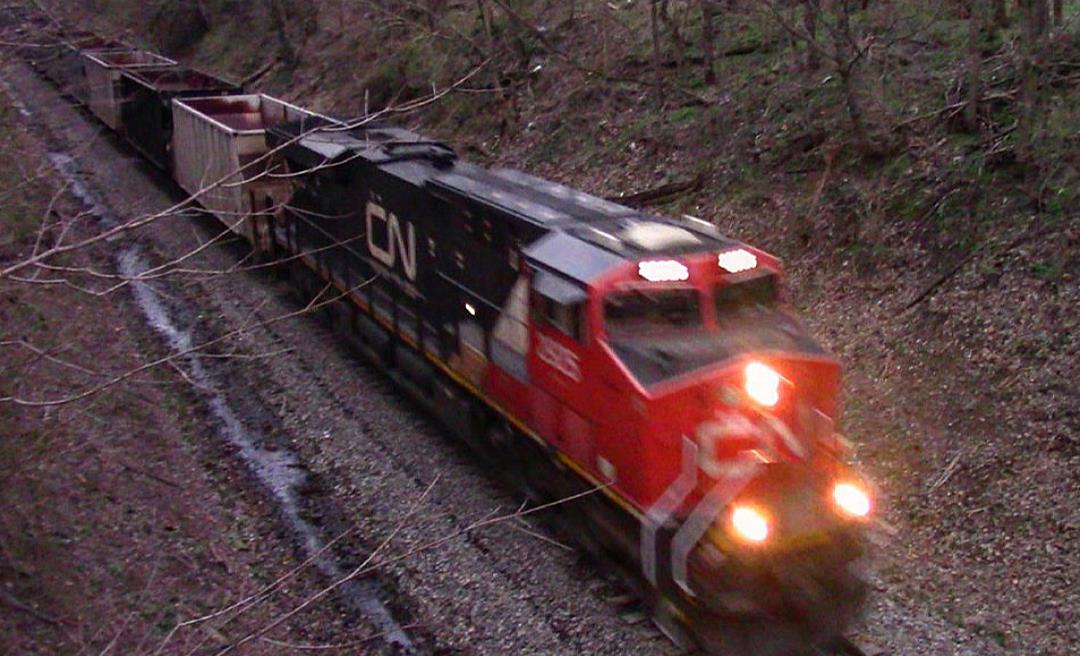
xmin=120 ymin=461 xmax=181 ymax=489
xmin=240 ymin=59 xmax=277 ymax=87
xmin=210 ymin=476 xmax=443 ymax=656
xmin=153 ymin=523 xmax=362 ymax=656
xmin=0 ymin=276 xmax=376 ymax=407
xmin=607 ymin=174 xmax=703 ymax=208
xmin=928 ymin=453 xmax=961 ymax=495
xmin=900 ymin=245 xmax=982 ymax=312
xmin=0 ymin=57 xmax=492 ymax=282
xmin=508 ymin=518 xmax=574 ymax=552
xmin=901 ymin=223 xmax=1057 ymax=314
xmin=213 ymin=482 xmax=606 ymax=656
xmin=0 ymin=590 xmax=64 ymax=626
xmin=257 ymin=625 xmax=421 ymax=652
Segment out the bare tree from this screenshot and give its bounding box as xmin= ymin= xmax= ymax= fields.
xmin=763 ymin=0 xmax=878 ymax=143
xmin=650 ymin=0 xmax=665 ymax=104
xmin=659 ymin=0 xmax=689 ymax=78
xmin=991 ymin=0 xmax=1009 ymax=28
xmin=1017 ymin=0 xmax=1048 ymax=157
xmin=268 ymin=0 xmax=298 ymax=68
xmin=830 ymin=0 xmax=870 ymax=142
xmin=965 ymin=0 xmax=983 ymax=131
xmin=803 ymin=0 xmax=821 ymax=70
xmin=701 ymin=0 xmax=717 ymax=84
xmin=426 ymin=0 xmax=447 ymax=31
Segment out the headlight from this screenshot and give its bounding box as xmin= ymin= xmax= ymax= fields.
xmin=832 ymin=482 xmax=872 ymax=518
xmin=730 ymin=506 xmax=770 ymax=543
xmin=744 ymin=361 xmax=780 ymax=407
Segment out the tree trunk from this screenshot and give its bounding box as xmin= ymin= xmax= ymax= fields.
xmin=268 ymin=0 xmax=297 ymax=68
xmin=1017 ymin=0 xmax=1045 ymax=159
xmin=1034 ymin=0 xmax=1049 ymax=36
xmin=833 ymin=1 xmax=868 ymax=142
xmin=965 ymin=0 xmax=982 ymax=131
xmin=1052 ymin=0 xmax=1063 ymax=27
xmin=426 ymin=0 xmax=445 ymax=31
xmin=840 ymin=67 xmax=868 ymax=143
xmin=991 ymin=0 xmax=1008 ymax=28
xmin=701 ymin=0 xmax=716 ymax=84
xmin=477 ymin=0 xmax=504 ymax=102
xmin=650 ymin=0 xmax=665 ymax=104
xmin=804 ymin=0 xmax=821 ymax=70
xmin=659 ymin=0 xmax=687 ymax=79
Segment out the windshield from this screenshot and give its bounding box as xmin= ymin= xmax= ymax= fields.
xmin=604 ymin=287 xmax=703 ymax=336
xmin=606 ymin=274 xmax=821 ymax=387
xmin=715 ymin=274 xmax=779 ymax=323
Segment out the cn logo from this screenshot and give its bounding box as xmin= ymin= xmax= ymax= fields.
xmin=366 ymin=200 xmax=417 ymax=281
xmin=695 ymin=414 xmax=759 ymax=479
xmin=536 ymin=333 xmax=581 ymax=382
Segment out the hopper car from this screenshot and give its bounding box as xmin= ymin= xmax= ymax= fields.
xmin=40 ymin=33 xmax=130 ymax=98
xmin=14 ymin=19 xmax=877 ymax=656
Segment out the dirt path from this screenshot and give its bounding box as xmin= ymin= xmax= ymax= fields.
xmin=0 ymin=53 xmax=1018 ymax=656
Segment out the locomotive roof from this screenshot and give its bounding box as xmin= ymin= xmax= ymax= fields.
xmin=525 ymin=232 xmax=625 ymax=285
xmin=272 ymin=122 xmax=738 ymax=281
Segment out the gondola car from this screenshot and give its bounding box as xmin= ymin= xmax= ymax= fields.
xmin=80 ymin=49 xmax=176 ymax=129
xmin=39 ymin=32 xmax=129 ymax=97
xmin=119 ymin=67 xmax=241 ymax=170
xmin=169 ymin=94 xmax=333 ymax=252
xmin=14 ymin=18 xmax=877 ymax=654
xmin=262 ymin=121 xmax=873 ymax=653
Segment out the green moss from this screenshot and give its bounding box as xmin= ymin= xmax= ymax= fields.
xmin=1031 ymin=259 xmax=1062 ymax=281
xmin=668 ymin=105 xmax=702 ymax=125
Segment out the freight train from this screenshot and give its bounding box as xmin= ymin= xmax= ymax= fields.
xmin=17 ymin=20 xmax=876 ymax=655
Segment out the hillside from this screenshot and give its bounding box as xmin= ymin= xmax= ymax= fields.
xmin=21 ymin=0 xmax=1080 ymax=653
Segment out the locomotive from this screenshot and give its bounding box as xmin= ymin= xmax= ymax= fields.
xmin=17 ymin=21 xmax=875 ymax=655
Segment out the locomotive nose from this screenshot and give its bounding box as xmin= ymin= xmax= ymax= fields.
xmin=711 ymin=464 xmax=873 ymax=553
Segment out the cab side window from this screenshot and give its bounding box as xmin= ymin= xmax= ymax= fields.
xmin=533 ymin=295 xmax=584 ymax=343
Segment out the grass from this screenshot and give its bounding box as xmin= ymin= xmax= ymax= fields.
xmin=0 ymin=105 xmax=48 ymax=251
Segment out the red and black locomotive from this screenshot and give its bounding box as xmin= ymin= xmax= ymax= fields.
xmin=266 ymin=121 xmax=874 ymax=652
xmin=18 ymin=23 xmax=876 ymax=654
